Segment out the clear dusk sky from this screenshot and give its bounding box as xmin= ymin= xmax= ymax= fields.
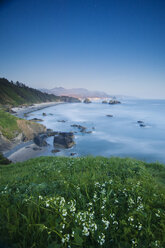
xmin=0 ymin=0 xmax=165 ymax=98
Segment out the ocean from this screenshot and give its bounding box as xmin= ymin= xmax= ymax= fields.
xmin=26 ymin=99 xmax=165 ymax=163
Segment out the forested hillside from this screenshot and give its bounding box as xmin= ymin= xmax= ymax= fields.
xmin=0 ymin=78 xmax=80 ymax=106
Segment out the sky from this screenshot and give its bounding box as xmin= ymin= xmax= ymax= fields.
xmin=0 ymin=0 xmax=165 ymax=98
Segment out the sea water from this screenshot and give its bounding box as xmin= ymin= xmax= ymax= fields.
xmin=26 ymin=99 xmax=165 ymax=163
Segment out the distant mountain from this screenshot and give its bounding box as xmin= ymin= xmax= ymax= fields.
xmin=0 ymin=78 xmax=80 ymax=106
xmin=40 ymin=87 xmax=111 ymax=99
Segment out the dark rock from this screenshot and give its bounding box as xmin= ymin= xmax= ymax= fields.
xmin=85 ymin=131 xmax=92 ymax=134
xmin=84 ymin=98 xmax=92 ymax=103
xmin=47 ymin=128 xmax=53 ymax=132
xmin=53 ymin=132 xmax=75 ymax=148
xmin=42 ymin=112 xmax=47 ymax=116
xmin=106 ymin=114 xmax=113 ymax=117
xmin=57 ymin=120 xmax=66 ymax=123
xmin=137 ymin=120 xmax=144 ymax=124
xmin=0 ymin=153 xmax=11 ymax=165
xmin=33 ymin=135 xmax=47 ymax=147
xmin=46 ymin=131 xmax=59 ymax=137
xmin=33 ymin=147 xmax=42 ymax=151
xmin=92 ymin=127 xmax=95 ymax=130
xmin=102 ymin=100 xmax=108 ymax=104
xmin=29 ymin=118 xmax=43 ymax=122
xmin=70 ymin=152 xmax=77 ymax=156
xmin=9 ymin=109 xmax=17 ymax=114
xmin=71 ymin=124 xmax=87 ymax=133
xmin=51 ymin=149 xmax=60 ymax=153
xmin=139 ymin=124 xmax=146 ymax=127
xmin=109 ymin=100 xmax=121 ymax=104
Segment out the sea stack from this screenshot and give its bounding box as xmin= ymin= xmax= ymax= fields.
xmin=83 ymin=98 xmax=92 ymax=103
xmin=109 ymin=100 xmax=121 ymax=104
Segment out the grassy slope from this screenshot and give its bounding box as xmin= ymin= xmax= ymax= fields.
xmin=0 ymin=156 xmax=165 ymax=248
xmin=0 ymin=109 xmax=20 ymax=139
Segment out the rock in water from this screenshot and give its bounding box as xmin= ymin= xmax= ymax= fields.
xmin=29 ymin=118 xmax=43 ymax=122
xmin=106 ymin=114 xmax=113 ymax=117
xmin=33 ymin=135 xmax=47 ymax=147
xmin=70 ymin=152 xmax=77 ymax=156
xmin=51 ymin=149 xmax=60 ymax=153
xmin=71 ymin=124 xmax=87 ymax=133
xmin=137 ymin=120 xmax=144 ymax=124
xmin=139 ymin=124 xmax=146 ymax=127
xmin=53 ymin=132 xmax=75 ymax=148
xmin=83 ymin=98 xmax=92 ymax=103
xmin=109 ymin=100 xmax=121 ymax=104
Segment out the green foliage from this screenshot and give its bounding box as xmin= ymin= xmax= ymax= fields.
xmin=0 ymin=109 xmax=20 ymax=139
xmin=0 ymin=78 xmax=80 ymax=106
xmin=0 ymin=157 xmax=165 ymax=247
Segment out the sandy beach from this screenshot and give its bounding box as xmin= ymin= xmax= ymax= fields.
xmin=7 ymin=143 xmax=46 ymax=163
xmin=12 ymin=101 xmax=64 ymax=118
xmin=5 ymin=101 xmax=65 ymax=162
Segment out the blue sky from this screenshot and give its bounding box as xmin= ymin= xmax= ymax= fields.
xmin=0 ymin=0 xmax=165 ymax=98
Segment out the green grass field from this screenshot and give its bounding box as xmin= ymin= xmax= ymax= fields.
xmin=0 ymin=156 xmax=165 ymax=248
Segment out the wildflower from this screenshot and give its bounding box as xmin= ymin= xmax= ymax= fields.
xmin=62 ymin=234 xmax=70 ymax=243
xmin=128 ymin=216 xmax=134 ymax=222
xmin=71 ymin=231 xmax=75 ymax=237
xmin=109 ymin=213 xmax=115 ymax=219
xmin=62 ymin=208 xmax=67 ymax=216
xmin=138 ymin=224 xmax=142 ymax=230
xmin=98 ymin=233 xmax=105 ymax=245
xmin=137 ymin=203 xmax=144 ymax=211
xmin=102 ymin=217 xmax=110 ymax=229
xmin=82 ymin=226 xmax=89 ymax=236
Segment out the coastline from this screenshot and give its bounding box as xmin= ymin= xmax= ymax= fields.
xmin=12 ymin=101 xmax=65 ymax=118
xmin=5 ymin=101 xmax=65 ymax=162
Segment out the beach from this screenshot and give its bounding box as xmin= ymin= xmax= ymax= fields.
xmin=12 ymin=101 xmax=64 ymax=118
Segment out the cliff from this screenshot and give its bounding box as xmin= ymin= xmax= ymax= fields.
xmin=0 ymin=109 xmax=46 ymax=152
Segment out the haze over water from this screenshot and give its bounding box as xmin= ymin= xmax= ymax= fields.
xmin=26 ymin=99 xmax=165 ymax=163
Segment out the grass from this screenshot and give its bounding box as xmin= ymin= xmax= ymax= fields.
xmin=0 ymin=109 xmax=20 ymax=139
xmin=0 ymin=156 xmax=165 ymax=248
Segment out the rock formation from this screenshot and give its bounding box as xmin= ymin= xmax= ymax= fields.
xmin=53 ymin=132 xmax=75 ymax=148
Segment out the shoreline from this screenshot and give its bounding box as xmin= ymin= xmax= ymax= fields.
xmin=5 ymin=101 xmax=65 ymax=162
xmin=12 ymin=101 xmax=65 ymax=118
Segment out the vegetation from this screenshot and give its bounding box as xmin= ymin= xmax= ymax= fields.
xmin=0 ymin=109 xmax=20 ymax=139
xmin=0 ymin=156 xmax=165 ymax=248
xmin=0 ymin=153 xmax=11 ymax=165
xmin=0 ymin=78 xmax=80 ymax=106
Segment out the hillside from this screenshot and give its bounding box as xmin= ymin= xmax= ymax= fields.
xmin=0 ymin=78 xmax=80 ymax=106
xmin=0 ymin=156 xmax=165 ymax=248
xmin=40 ymin=87 xmax=111 ymax=99
xmin=0 ymin=109 xmax=46 ymax=152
